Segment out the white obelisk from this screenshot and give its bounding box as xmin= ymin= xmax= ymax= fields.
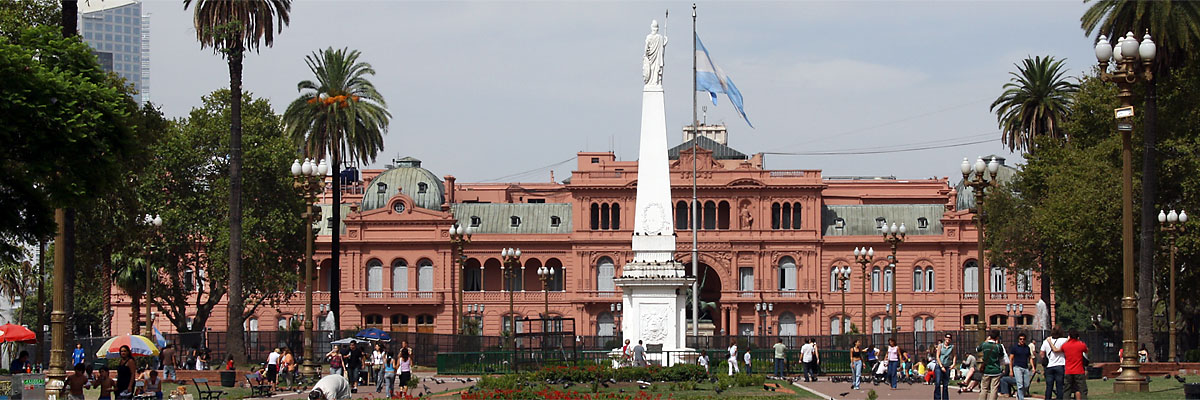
xmin=614 ymin=20 xmax=694 ymax=361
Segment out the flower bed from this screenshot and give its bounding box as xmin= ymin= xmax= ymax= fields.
xmin=462 ymin=388 xmax=672 ymax=400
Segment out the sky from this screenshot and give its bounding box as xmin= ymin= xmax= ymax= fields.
xmin=141 ymin=0 xmax=1103 ymax=183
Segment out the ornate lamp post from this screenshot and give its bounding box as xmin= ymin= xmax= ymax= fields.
xmin=537 ymin=264 xmax=556 ymax=330
xmin=1158 ymin=209 xmax=1186 ymax=362
xmin=834 ymin=266 xmax=851 ymax=334
xmin=291 ymin=158 xmax=327 ymax=379
xmin=961 ymin=156 xmax=1000 ymax=346
xmin=465 ymin=304 xmax=484 ymax=334
xmin=500 ymin=247 xmax=522 ymax=368
xmin=854 ymin=247 xmax=874 ymax=333
xmin=886 ymin=303 xmax=903 ymax=330
xmin=450 ymin=223 xmax=473 ymax=334
xmin=755 ymin=302 xmax=773 ymax=336
xmin=142 ymin=214 xmax=162 ymax=336
xmin=882 ymin=223 xmax=905 ymax=338
xmin=610 ymin=303 xmax=622 ymax=337
xmin=1005 ymin=304 xmax=1024 ymax=329
xmin=1095 ymin=31 xmax=1156 ymax=391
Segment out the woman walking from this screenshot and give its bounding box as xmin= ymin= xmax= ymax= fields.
xmin=117 ymin=346 xmax=138 ymax=398
xmin=850 ymin=340 xmax=863 ymax=390
xmin=396 ymin=348 xmax=412 ymax=398
xmin=326 ymin=345 xmax=345 ymax=377
xmin=885 ymin=338 xmax=900 ymax=389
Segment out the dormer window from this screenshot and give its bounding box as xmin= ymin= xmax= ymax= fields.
xmin=550 ymin=216 xmax=561 ymax=227
xmin=834 ymin=218 xmax=845 ymax=229
xmin=917 ymin=217 xmax=929 ymax=229
xmin=876 ymin=217 xmax=887 ymax=230
xmin=510 ymin=216 xmax=521 ymax=227
xmin=469 ymin=216 xmax=481 ymax=227
xmin=417 ymin=182 xmax=428 ymax=194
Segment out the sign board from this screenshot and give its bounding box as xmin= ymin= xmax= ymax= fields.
xmin=1115 ymin=106 xmax=1135 ymax=119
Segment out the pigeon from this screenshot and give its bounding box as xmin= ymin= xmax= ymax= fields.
xmin=839 ymin=392 xmax=850 ymax=397
xmin=601 ymin=382 xmax=609 ymax=388
xmin=1177 ymin=376 xmax=1187 ymax=384
xmin=618 ymin=389 xmax=626 ymax=393
xmin=563 ymin=383 xmax=571 ymax=389
xmin=1102 ymin=376 xmax=1108 ymax=381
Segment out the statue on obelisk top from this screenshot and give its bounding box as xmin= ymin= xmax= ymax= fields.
xmin=643 ymin=20 xmax=667 ymax=87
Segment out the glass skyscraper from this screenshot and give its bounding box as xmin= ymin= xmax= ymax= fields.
xmin=79 ymin=0 xmax=149 ymax=105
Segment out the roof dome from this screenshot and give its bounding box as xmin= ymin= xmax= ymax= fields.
xmin=362 ymin=157 xmax=445 ymax=211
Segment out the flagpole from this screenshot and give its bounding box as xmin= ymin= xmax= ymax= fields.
xmin=690 ymin=3 xmax=699 ymax=340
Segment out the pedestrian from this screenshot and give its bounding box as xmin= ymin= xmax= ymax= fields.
xmin=97 ymin=366 xmax=114 ymax=400
xmin=397 ymin=348 xmax=412 ymax=397
xmin=621 ymin=339 xmax=632 ymax=367
xmin=372 ymin=344 xmax=388 ymax=392
xmin=381 ymin=350 xmax=396 ymax=398
xmin=225 ymin=355 xmax=234 ymax=371
xmin=633 ymin=340 xmax=646 ymax=367
xmin=73 ymin=343 xmax=86 ymax=369
xmin=308 ymin=374 xmax=352 ymax=400
xmin=976 ymin=329 xmax=1008 ymax=400
xmin=884 ymin=338 xmax=900 ymax=389
xmin=9 ymin=351 xmax=30 ymax=373
xmin=281 ymin=348 xmax=297 ymax=390
xmin=1040 ymin=327 xmax=1067 ymax=400
xmin=1009 ymin=333 xmax=1033 ymax=400
xmin=399 ymin=340 xmax=413 ymax=367
xmin=66 ymin=363 xmax=89 ymax=400
xmin=850 ymin=339 xmax=863 ymax=390
xmin=727 ymin=341 xmax=739 ymax=375
xmin=1138 ymin=344 xmax=1148 ymax=364
xmin=266 ymin=347 xmax=281 ymax=392
xmin=773 ymin=338 xmax=787 ymax=379
xmin=1061 ymin=329 xmax=1089 ymax=400
xmin=117 ymin=345 xmax=138 ymax=398
xmin=142 ymin=370 xmax=162 ymax=400
xmin=743 ymin=348 xmax=753 ymax=374
xmin=799 ymin=339 xmax=815 ymax=382
xmin=161 ymin=345 xmax=176 ymax=381
xmin=326 ymin=345 xmax=344 ymax=377
xmin=934 ymin=333 xmax=956 ymax=400
xmin=698 ymin=353 xmax=709 ymax=374
xmin=344 ymin=341 xmax=364 ymax=390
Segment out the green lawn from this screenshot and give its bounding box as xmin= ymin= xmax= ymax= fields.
xmin=81 ymin=383 xmax=254 ymax=400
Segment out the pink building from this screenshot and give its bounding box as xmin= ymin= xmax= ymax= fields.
xmin=112 ymin=126 xmax=1047 ymax=338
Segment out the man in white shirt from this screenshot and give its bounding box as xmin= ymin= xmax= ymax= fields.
xmin=308 ymin=374 xmax=352 ymax=400
xmin=727 ymin=343 xmax=739 ymax=376
xmin=698 ymin=353 xmax=709 ymax=374
xmin=266 ymin=348 xmax=281 ymax=391
xmin=743 ymin=350 xmax=753 ymax=374
xmin=800 ymin=340 xmax=816 ymax=382
xmin=1040 ymin=328 xmax=1068 ymax=400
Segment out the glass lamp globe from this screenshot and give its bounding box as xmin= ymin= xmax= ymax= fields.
xmin=1095 ymin=35 xmax=1113 ymax=62
xmin=1139 ymin=32 xmax=1156 ymax=61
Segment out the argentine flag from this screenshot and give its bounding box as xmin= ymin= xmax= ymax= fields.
xmin=695 ymin=33 xmax=753 ymax=128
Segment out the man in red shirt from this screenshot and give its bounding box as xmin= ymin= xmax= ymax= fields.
xmin=1060 ymin=329 xmax=1089 ymax=399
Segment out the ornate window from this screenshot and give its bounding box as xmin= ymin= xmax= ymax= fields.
xmin=991 ymin=264 xmax=1006 ymax=293
xmin=778 ymin=312 xmax=797 ymax=336
xmin=596 ymin=257 xmax=615 ymax=292
xmin=913 ymin=268 xmax=924 ymax=292
xmin=675 ymin=201 xmax=690 ymax=230
xmin=925 ymin=267 xmax=935 ymax=292
xmin=703 ymin=201 xmax=717 ymax=230
xmin=872 ymin=267 xmax=881 ymax=292
xmin=597 ymin=312 xmax=615 ymax=336
xmin=770 ymin=202 xmax=804 ymax=230
xmin=417 ymin=259 xmax=434 ymax=293
xmin=1016 ymin=269 xmax=1033 ymax=293
xmin=884 ymin=268 xmax=894 ymax=292
xmin=718 ymin=201 xmax=730 ymax=229
xmin=392 ymin=259 xmax=408 ymax=292
xmin=367 ymin=259 xmax=383 ymax=293
xmin=364 ymin=314 xmax=384 ymax=326
xmin=778 ymin=257 xmax=797 ymax=291
xmin=917 ymin=217 xmax=929 ymax=229
xmin=963 ymin=260 xmax=978 ymax=293
xmin=591 ymin=202 xmax=621 ymax=230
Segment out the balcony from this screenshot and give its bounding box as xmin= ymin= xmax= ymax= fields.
xmin=462 ymin=291 xmax=566 ymax=303
xmin=347 ymin=291 xmax=442 ymax=304
xmin=722 ymin=290 xmax=820 ymax=302
xmin=577 ymin=291 xmax=622 ymax=302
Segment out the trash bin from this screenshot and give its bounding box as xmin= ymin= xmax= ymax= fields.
xmin=1086 ymin=366 xmax=1102 ymax=380
xmin=1184 ymin=383 xmax=1200 ymax=400
xmin=219 ymin=371 xmax=235 ymax=388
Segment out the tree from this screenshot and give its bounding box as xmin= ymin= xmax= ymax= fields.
xmin=1082 ymin=0 xmax=1200 ymax=358
xmin=0 ymin=0 xmax=59 ymax=40
xmin=282 ymin=47 xmax=391 ymax=332
xmin=139 ymin=89 xmax=304 ymax=338
xmin=111 ymin=253 xmax=149 ymax=335
xmin=183 ymin=0 xmax=291 ymax=363
xmin=989 ymin=56 xmax=1078 ymax=154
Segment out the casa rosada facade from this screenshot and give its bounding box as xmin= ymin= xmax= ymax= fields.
xmin=111 ymin=127 xmax=1048 ymax=338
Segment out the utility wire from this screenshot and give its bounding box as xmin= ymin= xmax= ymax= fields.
xmin=478 ymin=157 xmax=576 ymax=183
xmin=765 ymin=134 xmax=999 ymax=156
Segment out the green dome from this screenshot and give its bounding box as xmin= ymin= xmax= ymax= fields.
xmin=362 ymin=157 xmax=445 ymax=211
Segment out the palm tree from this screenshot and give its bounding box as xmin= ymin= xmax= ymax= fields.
xmin=111 ymin=253 xmax=149 ymax=336
xmin=989 ymin=56 xmax=1078 ymax=154
xmin=283 ymin=47 xmax=391 ymax=332
xmin=1082 ymin=0 xmax=1200 ymax=360
xmin=183 ymin=0 xmax=290 ymax=363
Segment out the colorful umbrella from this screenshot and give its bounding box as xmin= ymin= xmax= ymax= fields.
xmin=354 ymin=328 xmax=391 ymax=341
xmin=95 ymin=334 xmax=160 ymax=358
xmin=0 ymin=324 xmax=36 ymax=344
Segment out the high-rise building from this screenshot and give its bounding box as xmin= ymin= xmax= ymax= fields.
xmin=79 ymin=0 xmax=149 ymax=105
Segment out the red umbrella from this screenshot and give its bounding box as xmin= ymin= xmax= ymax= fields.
xmin=0 ymin=324 xmax=37 ymax=344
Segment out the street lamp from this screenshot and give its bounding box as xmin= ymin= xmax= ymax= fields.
xmin=609 ymin=303 xmax=622 ymax=337
xmin=835 ymin=266 xmax=851 ymax=334
xmin=142 ymin=214 xmax=162 ymax=336
xmin=754 ymin=302 xmax=773 ymax=336
xmin=882 ymin=223 xmax=906 ymax=339
xmin=1095 ymin=31 xmax=1156 ymax=392
xmin=465 ymin=304 xmax=484 ymax=334
xmin=1158 ymin=209 xmax=1186 ymax=362
xmin=291 ymin=157 xmax=327 ymax=379
xmin=500 ymin=247 xmax=522 ymax=369
xmin=450 ymin=223 xmax=473 ymax=334
xmin=1005 ymin=304 xmax=1024 ymax=329
xmin=854 ymin=247 xmax=874 ymax=334
xmin=962 ymin=155 xmax=1000 ymax=347
xmin=537 ymin=264 xmax=556 ymax=330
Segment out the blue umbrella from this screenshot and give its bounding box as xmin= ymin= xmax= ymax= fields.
xmin=354 ymin=328 xmax=391 ymax=341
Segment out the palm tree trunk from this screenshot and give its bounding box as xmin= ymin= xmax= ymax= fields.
xmin=131 ymin=293 xmax=141 ymax=336
xmin=1137 ymin=79 xmax=1158 ymax=361
xmin=37 ymin=240 xmax=46 ymax=366
xmin=330 ymin=132 xmax=341 ymax=333
xmin=225 ymin=44 xmax=247 ymax=364
xmin=102 ymin=247 xmax=112 ymax=336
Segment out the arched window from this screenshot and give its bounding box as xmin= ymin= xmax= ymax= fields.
xmin=464 ymin=258 xmax=482 ymax=292
xmin=718 ymin=201 xmax=730 ymax=229
xmin=778 ymin=312 xmax=797 ymax=336
xmin=391 ymin=314 xmax=409 ymax=332
xmin=1016 ymin=269 xmax=1033 ymax=293
xmin=781 ymin=203 xmax=792 ymax=230
xmin=703 ymin=201 xmax=716 ymax=230
xmin=830 ymin=268 xmax=838 ymax=292
xmin=246 ymin=317 xmax=259 ymax=332
xmin=913 ymin=268 xmax=924 ymax=292
xmin=675 ymin=201 xmax=689 ymax=230
xmin=364 ymin=314 xmax=383 ymax=327
xmin=596 ymin=257 xmax=615 ymax=292
xmin=502 ymin=315 xmax=524 ymax=335
xmin=963 ymin=314 xmax=979 ymax=326
xmin=925 ymin=317 xmax=936 ymax=332
xmin=914 ymin=317 xmax=926 ymax=332
xmin=600 ymin=203 xmax=610 ymax=229
xmin=392 ymin=259 xmax=408 ymax=292
xmin=871 ymin=316 xmax=893 ymax=334
xmin=990 ymin=314 xmax=1008 ymax=326
xmin=590 ymin=203 xmax=600 ymax=230
xmin=771 ymin=203 xmax=781 ymax=229
xmin=597 ymin=312 xmax=615 ymax=336
xmin=831 ymin=316 xmax=842 ymax=335
xmin=872 ymin=267 xmax=881 ymax=292
xmin=963 ymin=260 xmax=978 ymax=293
xmin=791 ymin=202 xmax=802 ymax=229
xmin=925 ymin=267 xmax=935 ymax=292
xmin=367 ymin=259 xmax=383 ymax=294
xmin=546 ymin=258 xmax=564 ymax=291
xmin=778 ymin=256 xmax=797 ymax=291
xmin=610 ymin=203 xmax=620 ymax=230
xmin=991 ymin=264 xmax=1006 ymax=293
xmin=416 ymin=314 xmax=435 ymax=333
xmin=417 ymin=259 xmax=434 ymax=293
xmin=884 ymin=268 xmax=893 ymax=292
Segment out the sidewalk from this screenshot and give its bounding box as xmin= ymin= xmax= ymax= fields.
xmin=792 ymin=378 xmax=1039 ymax=400
xmin=263 ymin=372 xmax=476 ymax=399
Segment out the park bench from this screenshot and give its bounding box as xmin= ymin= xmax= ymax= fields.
xmin=191 ymin=378 xmax=224 ymax=400
xmin=244 ymin=374 xmax=272 ymax=398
